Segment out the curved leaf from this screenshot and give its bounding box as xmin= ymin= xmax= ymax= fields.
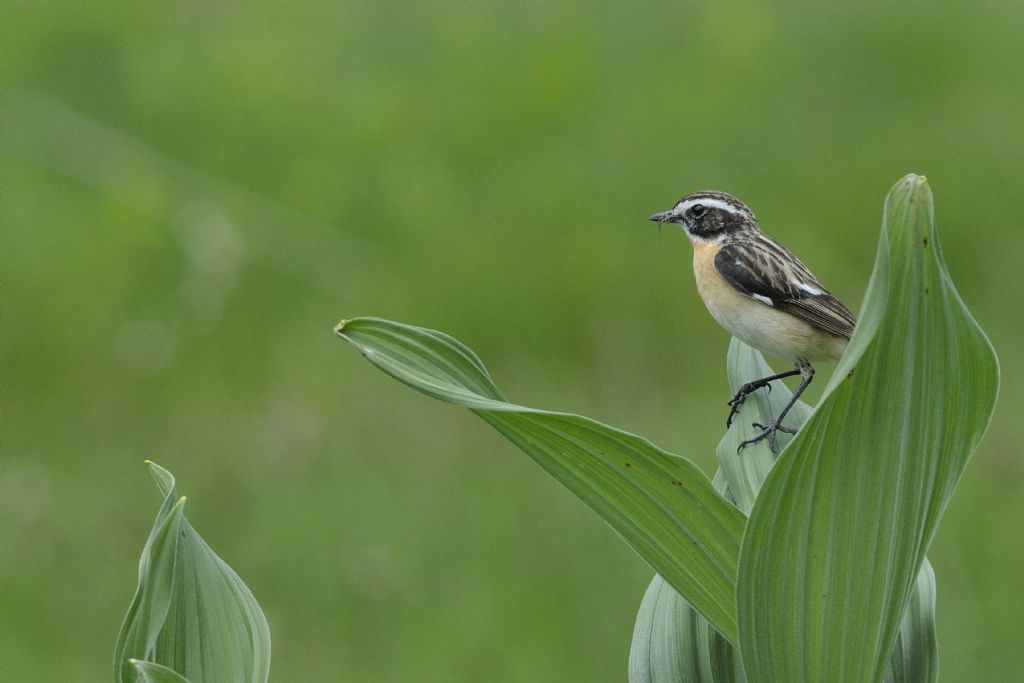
xmin=114 ymin=462 xmax=271 ymax=683
xmin=629 ymin=575 xmax=745 ymax=683
xmin=737 ymin=175 xmax=998 ymax=681
xmin=336 ymin=318 xmax=746 ymax=643
xmin=884 ymin=560 xmax=938 ymax=683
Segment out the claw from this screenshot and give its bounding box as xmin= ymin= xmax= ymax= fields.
xmin=751 ymin=422 xmax=796 ymax=435
xmin=738 ymin=418 xmax=797 ymax=454
xmin=726 ymin=399 xmax=743 ymax=428
xmin=726 ymin=380 xmax=764 ymax=428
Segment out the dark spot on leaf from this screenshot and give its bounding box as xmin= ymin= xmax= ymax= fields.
xmin=624 ymin=462 xmax=632 ymax=468
xmin=846 ymin=371 xmax=854 ymax=379
xmin=924 ymin=287 xmax=929 ymax=295
xmin=923 ymin=237 xmax=928 ymax=247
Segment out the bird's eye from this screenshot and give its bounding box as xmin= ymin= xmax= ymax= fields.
xmin=691 ymin=204 xmax=707 ymax=217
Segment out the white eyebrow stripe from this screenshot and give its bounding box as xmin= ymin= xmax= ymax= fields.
xmin=797 ymin=282 xmax=823 ymax=295
xmin=672 ymin=197 xmax=744 ymax=216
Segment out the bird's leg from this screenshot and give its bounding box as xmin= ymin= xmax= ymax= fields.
xmin=726 ymin=365 xmax=802 ymax=427
xmin=738 ymin=359 xmax=814 ymax=454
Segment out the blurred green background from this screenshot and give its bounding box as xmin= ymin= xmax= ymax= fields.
xmin=6 ymin=3 xmax=1023 ymax=681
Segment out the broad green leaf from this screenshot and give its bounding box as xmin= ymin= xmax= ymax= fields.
xmin=737 ymin=175 xmax=998 ymax=681
xmin=638 ymin=339 xmax=937 ymax=681
xmin=335 ymin=318 xmax=747 ymax=643
xmin=129 ymin=660 xmax=192 ymax=683
xmin=115 ymin=462 xmax=271 ymax=683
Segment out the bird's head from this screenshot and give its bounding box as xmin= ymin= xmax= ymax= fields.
xmin=649 ymin=191 xmax=757 ymax=242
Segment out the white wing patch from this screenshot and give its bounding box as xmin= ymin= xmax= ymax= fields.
xmin=752 ymin=294 xmax=774 ymax=306
xmin=797 ymin=282 xmax=824 ymax=296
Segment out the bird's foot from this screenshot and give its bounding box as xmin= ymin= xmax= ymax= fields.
xmin=738 ymin=419 xmax=797 ymax=455
xmin=726 ymin=380 xmax=772 ymax=427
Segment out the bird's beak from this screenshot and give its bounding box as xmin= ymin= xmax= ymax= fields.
xmin=648 ymin=210 xmax=673 ymax=223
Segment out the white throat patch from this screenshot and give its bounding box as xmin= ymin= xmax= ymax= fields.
xmin=683 ymin=230 xmax=727 ymax=245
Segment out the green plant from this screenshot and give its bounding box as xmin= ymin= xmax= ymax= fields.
xmin=335 ymin=175 xmax=997 ymax=681
xmin=114 ymin=462 xmax=270 ymax=683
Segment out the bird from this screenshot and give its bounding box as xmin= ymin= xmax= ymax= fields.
xmin=648 ymin=191 xmax=856 ymax=453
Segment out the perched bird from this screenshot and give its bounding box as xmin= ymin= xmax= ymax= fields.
xmin=649 ymin=191 xmax=856 ymax=452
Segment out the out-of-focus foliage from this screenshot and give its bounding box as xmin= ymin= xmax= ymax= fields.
xmin=4 ymin=4 xmax=1022 ymax=681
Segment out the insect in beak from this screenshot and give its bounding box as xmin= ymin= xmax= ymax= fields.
xmin=648 ymin=210 xmax=675 ymax=238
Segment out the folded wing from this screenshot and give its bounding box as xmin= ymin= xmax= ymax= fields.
xmin=714 ymin=238 xmax=856 ymax=340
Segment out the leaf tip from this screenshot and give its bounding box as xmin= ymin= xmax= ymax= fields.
xmin=334 ymin=319 xmax=349 ymax=336
xmin=897 ymin=172 xmax=927 ymax=187
xmin=894 ymin=173 xmax=932 ymax=201
xmin=884 ymin=174 xmax=935 ymax=229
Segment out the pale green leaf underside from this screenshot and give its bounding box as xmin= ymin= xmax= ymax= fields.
xmin=737 ymin=175 xmax=998 ymax=681
xmin=630 ymin=574 xmax=745 ymax=683
xmin=336 ymin=318 xmax=746 ymax=644
xmin=716 ymin=340 xmax=812 ymax=516
xmin=114 ymin=462 xmax=271 ymax=683
xmin=884 ymin=560 xmax=938 ymax=683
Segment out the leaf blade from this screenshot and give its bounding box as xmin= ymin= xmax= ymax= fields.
xmin=737 ymin=175 xmax=998 ymax=681
xmin=336 ymin=317 xmax=747 ymax=643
